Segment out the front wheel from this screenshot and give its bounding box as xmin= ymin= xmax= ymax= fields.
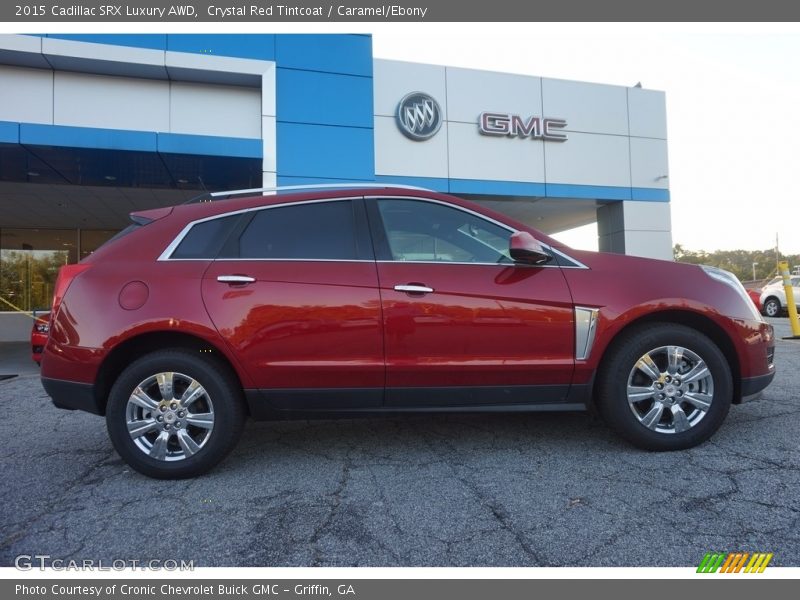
xmin=597 ymin=323 xmax=732 ymax=451
xmin=762 ymin=297 xmax=781 ymax=318
xmin=106 ymin=350 xmax=246 ymax=479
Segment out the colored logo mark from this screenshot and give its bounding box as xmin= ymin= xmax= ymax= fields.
xmin=697 ymin=552 xmax=773 ymax=573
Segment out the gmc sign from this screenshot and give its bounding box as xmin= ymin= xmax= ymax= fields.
xmin=479 ymin=112 xmax=568 ymax=142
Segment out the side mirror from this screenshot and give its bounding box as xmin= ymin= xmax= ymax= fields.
xmin=509 ymin=231 xmax=552 ymax=265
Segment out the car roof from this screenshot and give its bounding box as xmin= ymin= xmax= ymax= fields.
xmin=165 ymin=186 xmax=566 ymax=250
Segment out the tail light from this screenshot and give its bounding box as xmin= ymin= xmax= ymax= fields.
xmin=51 ymin=264 xmax=91 ymax=319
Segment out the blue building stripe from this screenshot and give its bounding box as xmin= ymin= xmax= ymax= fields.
xmin=41 ymin=34 xmax=168 ymax=51
xmin=374 ymin=175 xmax=450 ymax=192
xmin=275 ymin=34 xmax=373 ymax=77
xmin=20 ymin=123 xmax=157 ymax=152
xmin=277 ymin=122 xmax=374 ymax=180
xmin=277 ymin=68 xmax=374 ymax=128
xmin=545 ymin=183 xmax=632 ymax=201
xmin=631 ymin=187 xmax=670 ymax=202
xmin=375 ymin=175 xmax=669 ymax=202
xmin=11 ymin=122 xmax=261 ymax=159
xmin=0 ymin=121 xmax=20 ymax=144
xmin=452 ymin=179 xmax=547 ymax=196
xmin=277 ymin=176 xmax=375 ymax=187
xmin=36 ymin=34 xmax=278 ymax=61
xmin=166 ymin=34 xmax=276 ymax=61
xmin=157 ymin=133 xmax=262 ymax=158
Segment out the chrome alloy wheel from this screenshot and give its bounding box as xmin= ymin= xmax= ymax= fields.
xmin=626 ymin=346 xmax=714 ymax=434
xmin=125 ymin=372 xmax=215 ymax=461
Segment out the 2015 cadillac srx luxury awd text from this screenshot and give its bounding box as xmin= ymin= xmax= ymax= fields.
xmin=40 ymin=185 xmax=775 ymax=478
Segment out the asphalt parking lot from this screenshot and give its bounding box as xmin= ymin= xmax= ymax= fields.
xmin=1 ymin=318 xmax=798 ymax=568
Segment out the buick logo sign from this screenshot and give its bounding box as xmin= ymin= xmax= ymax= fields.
xmin=396 ymin=92 xmax=442 ymax=141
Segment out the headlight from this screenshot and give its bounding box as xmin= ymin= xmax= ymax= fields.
xmin=701 ymin=265 xmax=762 ymax=321
xmin=35 ymin=322 xmax=49 ymax=334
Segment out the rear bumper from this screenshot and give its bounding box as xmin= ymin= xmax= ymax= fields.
xmin=739 ymin=369 xmax=776 ymax=403
xmin=41 ymin=377 xmax=103 ymax=415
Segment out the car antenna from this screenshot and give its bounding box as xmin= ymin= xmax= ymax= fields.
xmin=183 ymin=176 xmax=213 ymax=204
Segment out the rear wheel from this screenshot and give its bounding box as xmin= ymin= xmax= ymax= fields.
xmin=597 ymin=323 xmax=732 ymax=451
xmin=763 ymin=297 xmax=781 ymax=318
xmin=106 ymin=350 xmax=245 ymax=479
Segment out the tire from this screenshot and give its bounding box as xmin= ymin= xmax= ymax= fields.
xmin=596 ymin=323 xmax=732 ymax=451
xmin=106 ymin=350 xmax=246 ymax=479
xmin=763 ymin=297 xmax=781 ymax=318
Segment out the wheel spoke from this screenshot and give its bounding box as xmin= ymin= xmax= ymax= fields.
xmin=667 ymin=346 xmax=684 ymax=374
xmin=180 ymin=380 xmax=205 ymax=408
xmin=627 ymin=385 xmax=656 ymax=403
xmin=671 ymin=405 xmax=691 ymax=433
xmin=682 ymin=360 xmax=710 ymax=385
xmin=176 ymin=429 xmax=201 ymax=457
xmin=156 ymin=372 xmax=175 ymax=401
xmin=641 ymin=403 xmax=665 ymax=430
xmin=127 ymin=418 xmax=160 ymax=438
xmin=186 ymin=412 xmax=214 ymax=430
xmin=129 ymin=387 xmax=159 ymax=412
xmin=149 ymin=430 xmax=171 ymax=460
xmin=636 ymin=354 xmax=661 ymax=382
xmin=683 ymin=391 xmax=712 ymax=412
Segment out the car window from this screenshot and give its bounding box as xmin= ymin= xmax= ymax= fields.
xmin=376 ymin=199 xmax=513 ymax=264
xmin=171 ymin=215 xmax=240 ymax=259
xmin=235 ymin=200 xmax=359 ymax=260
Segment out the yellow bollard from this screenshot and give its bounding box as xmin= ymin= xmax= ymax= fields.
xmin=778 ymin=261 xmax=800 ymax=339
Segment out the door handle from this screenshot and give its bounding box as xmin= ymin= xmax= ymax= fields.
xmin=217 ymin=275 xmax=255 ymax=284
xmin=394 ymin=284 xmax=434 ymax=294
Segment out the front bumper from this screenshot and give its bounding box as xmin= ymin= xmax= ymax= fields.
xmin=41 ymin=377 xmax=103 ymax=415
xmin=740 ymin=370 xmax=776 ymax=403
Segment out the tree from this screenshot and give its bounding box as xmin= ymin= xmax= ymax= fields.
xmin=673 ymin=245 xmax=800 ymax=282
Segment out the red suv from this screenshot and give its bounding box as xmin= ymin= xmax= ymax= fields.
xmin=41 ymin=186 xmax=775 ymax=478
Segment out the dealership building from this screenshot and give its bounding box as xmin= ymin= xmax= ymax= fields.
xmin=0 ymin=33 xmax=671 ymax=340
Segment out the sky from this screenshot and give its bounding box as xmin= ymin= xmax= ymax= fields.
xmin=2 ymin=22 xmax=798 ymax=253
xmin=369 ymin=23 xmax=800 ymax=254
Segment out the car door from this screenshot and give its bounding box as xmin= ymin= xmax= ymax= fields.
xmin=367 ymin=197 xmax=575 ymax=408
xmin=201 ymin=198 xmax=384 ymax=409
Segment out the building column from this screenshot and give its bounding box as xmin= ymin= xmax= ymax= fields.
xmin=597 ymin=200 xmax=673 ymax=260
xmin=262 ymin=62 xmax=277 ymax=188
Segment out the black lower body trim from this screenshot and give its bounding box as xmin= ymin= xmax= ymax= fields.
xmin=245 ymin=385 xmax=585 ymax=421
xmin=42 ymin=377 xmax=103 ymax=415
xmin=739 ymin=370 xmax=776 ymax=402
xmin=385 ymin=384 xmax=570 ymax=407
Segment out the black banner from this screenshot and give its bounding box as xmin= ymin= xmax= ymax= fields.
xmin=3 ymin=0 xmax=800 ymax=22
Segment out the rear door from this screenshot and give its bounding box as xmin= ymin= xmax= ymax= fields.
xmin=200 ymin=198 xmax=384 ymax=409
xmin=367 ymin=197 xmax=575 ymax=407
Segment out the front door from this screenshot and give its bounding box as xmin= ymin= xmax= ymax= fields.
xmin=368 ymin=197 xmax=575 ymax=407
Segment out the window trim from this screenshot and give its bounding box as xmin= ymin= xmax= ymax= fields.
xmin=157 ymin=193 xmax=588 ymax=270
xmin=364 ymin=195 xmax=588 ymax=270
xmin=157 ymin=197 xmax=365 ymax=262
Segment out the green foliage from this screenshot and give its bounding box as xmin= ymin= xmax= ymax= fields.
xmin=673 ymin=244 xmax=800 ymax=282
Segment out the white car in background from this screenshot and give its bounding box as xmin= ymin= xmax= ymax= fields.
xmin=760 ymin=276 xmax=800 ymax=317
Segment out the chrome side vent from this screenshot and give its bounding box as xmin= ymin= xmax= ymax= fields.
xmin=575 ymin=307 xmax=599 ymax=361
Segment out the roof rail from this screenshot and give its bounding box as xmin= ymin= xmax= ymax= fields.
xmin=184 ymin=182 xmax=432 ymax=204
